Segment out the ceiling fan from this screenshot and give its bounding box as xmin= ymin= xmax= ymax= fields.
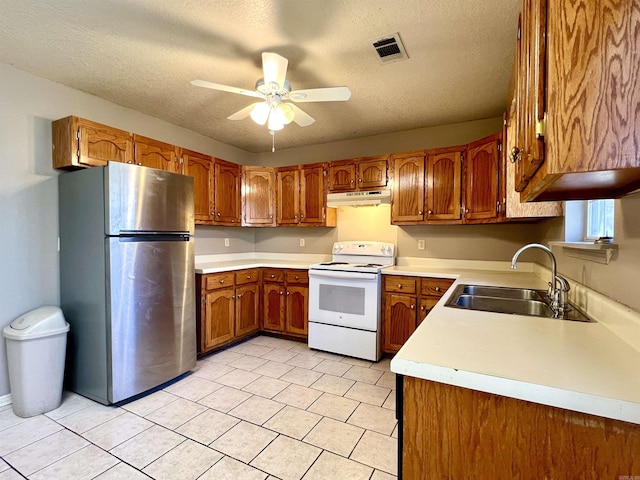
xmin=191 ymin=52 xmax=352 ymax=133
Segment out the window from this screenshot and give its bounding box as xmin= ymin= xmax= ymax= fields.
xmin=585 ymin=199 xmax=614 ymax=240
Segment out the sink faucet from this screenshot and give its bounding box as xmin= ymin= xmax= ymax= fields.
xmin=511 ymin=243 xmax=570 ymax=317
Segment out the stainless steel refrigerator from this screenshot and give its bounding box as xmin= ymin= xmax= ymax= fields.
xmin=59 ymin=161 xmax=196 ymax=405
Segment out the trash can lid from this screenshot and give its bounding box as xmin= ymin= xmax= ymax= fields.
xmin=3 ymin=306 xmax=70 ymax=340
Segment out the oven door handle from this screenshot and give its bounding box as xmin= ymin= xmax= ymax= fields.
xmin=309 ymin=270 xmax=379 ymax=281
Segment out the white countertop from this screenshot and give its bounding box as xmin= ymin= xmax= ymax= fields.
xmin=387 ymin=263 xmax=640 ymax=425
xmin=195 ymin=253 xmax=640 ymax=424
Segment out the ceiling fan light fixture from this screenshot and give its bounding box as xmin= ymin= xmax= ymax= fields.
xmin=250 ymin=102 xmax=270 ymax=125
xmin=275 ymin=103 xmax=295 ymax=125
xmin=267 ymin=111 xmax=284 ymax=131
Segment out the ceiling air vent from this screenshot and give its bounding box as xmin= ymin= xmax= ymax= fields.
xmin=372 ymin=33 xmax=408 ymax=64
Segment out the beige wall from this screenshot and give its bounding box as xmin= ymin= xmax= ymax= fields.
xmin=194 ymin=226 xmax=255 ymax=254
xmin=254 ymin=226 xmax=338 ymax=254
xmin=539 ymin=192 xmax=640 ymax=312
xmin=254 ymin=117 xmax=504 ymax=167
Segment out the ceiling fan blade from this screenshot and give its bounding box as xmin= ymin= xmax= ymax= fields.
xmin=262 ymin=52 xmax=288 ymax=89
xmin=289 ymin=86 xmax=352 ymax=103
xmin=289 ymin=104 xmax=316 ymax=127
xmin=190 ymin=79 xmax=263 ymax=98
xmin=227 ymin=103 xmax=258 ymax=121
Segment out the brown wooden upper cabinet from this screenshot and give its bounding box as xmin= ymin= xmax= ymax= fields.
xmin=426 ymin=147 xmax=462 ymax=223
xmin=183 ymin=149 xmax=214 ymax=224
xmin=213 ymin=159 xmax=241 ymax=225
xmin=390 ymin=152 xmax=426 ymax=224
xmin=463 ymin=134 xmax=501 ymax=223
xmin=277 ymin=163 xmax=335 ymax=226
xmin=329 ymin=156 xmax=388 ymax=192
xmin=132 ymin=135 xmax=181 ymax=173
xmin=242 ymin=166 xmax=276 ymax=226
xmin=52 ymin=116 xmax=133 ymax=169
xmin=512 ymin=0 xmax=640 ymax=201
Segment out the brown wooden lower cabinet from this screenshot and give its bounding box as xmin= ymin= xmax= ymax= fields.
xmin=263 ymin=268 xmax=309 ymax=337
xmin=382 ymin=275 xmax=453 ymax=353
xmin=196 ymin=268 xmax=260 ymax=354
xmin=401 ymin=376 xmax=640 ymax=478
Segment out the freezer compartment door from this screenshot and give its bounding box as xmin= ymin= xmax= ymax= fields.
xmin=106 ymin=162 xmax=194 ymax=235
xmin=107 ymin=236 xmax=196 ymax=403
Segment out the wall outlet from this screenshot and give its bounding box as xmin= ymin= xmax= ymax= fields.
xmin=299 ymin=238 xmax=305 ymax=247
xmin=224 ymin=238 xmax=230 ymax=247
xmin=418 ymin=239 xmax=426 ymax=250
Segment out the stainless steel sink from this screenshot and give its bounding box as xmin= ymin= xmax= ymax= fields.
xmin=460 ymin=285 xmax=544 ymax=301
xmin=453 ymin=294 xmax=554 ymax=317
xmin=445 ymin=284 xmax=594 ymax=322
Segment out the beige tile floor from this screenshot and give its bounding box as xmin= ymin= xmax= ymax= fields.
xmin=0 ymin=336 xmax=398 ymax=480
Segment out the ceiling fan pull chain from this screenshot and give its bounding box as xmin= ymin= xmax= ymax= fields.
xmin=270 ymin=130 xmax=276 ymax=152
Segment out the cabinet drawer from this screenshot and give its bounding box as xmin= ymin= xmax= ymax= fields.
xmin=286 ymin=270 xmax=308 ymax=285
xmin=263 ymin=268 xmax=285 ymax=283
xmin=205 ymin=272 xmax=235 ymax=290
xmin=236 ymin=268 xmax=260 ymax=285
xmin=384 ymin=276 xmax=417 ymax=294
xmin=420 ymin=278 xmax=454 ymax=297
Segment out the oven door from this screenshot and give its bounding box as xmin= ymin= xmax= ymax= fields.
xmin=308 ymin=269 xmax=381 ymax=331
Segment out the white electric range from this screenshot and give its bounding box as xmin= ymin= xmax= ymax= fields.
xmin=307 ymin=241 xmax=396 ymax=361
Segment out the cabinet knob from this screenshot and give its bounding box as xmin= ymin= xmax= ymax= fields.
xmin=294 ymin=215 xmax=298 ymax=219
xmin=269 ymin=215 xmax=273 ymax=219
xmin=286 ymin=291 xmax=290 ymax=295
xmin=421 ymin=305 xmax=425 ymax=311
xmin=217 ymin=212 xmax=221 ymax=216
xmin=236 ymin=293 xmax=242 ymax=298
xmin=418 ymin=211 xmax=423 ymax=215
xmin=219 ymin=279 xmax=225 ymax=284
xmin=397 ymin=284 xmax=402 ymax=289
xmin=280 ymin=290 xmax=284 ymax=295
xmin=127 ymin=161 xmax=133 ymax=164
xmin=246 ymin=275 xmax=252 ymax=279
xmin=510 ymin=147 xmax=521 ymax=163
xmin=435 ymin=286 xmax=441 ymax=292
xmin=465 ymin=209 xmax=469 ymax=213
xmin=295 ymin=275 xmax=299 ymax=280
xmin=428 ymin=210 xmax=432 ymax=214
xmin=358 ymin=178 xmax=362 ymax=182
xmin=410 ymin=304 xmax=415 ymax=309
xmin=270 ymin=274 xmax=275 ymax=278
xmin=137 ymin=162 xmax=142 ymax=166
xmin=301 ymin=214 xmax=304 ymax=218
xmin=231 ymin=295 xmax=235 ymax=299
xmin=350 ymin=179 xmax=354 ymax=183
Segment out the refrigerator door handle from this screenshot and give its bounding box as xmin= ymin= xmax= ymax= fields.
xmin=116 ymin=234 xmax=191 ymax=242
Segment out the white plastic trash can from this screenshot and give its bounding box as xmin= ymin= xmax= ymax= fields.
xmin=3 ymin=306 xmax=70 ymax=417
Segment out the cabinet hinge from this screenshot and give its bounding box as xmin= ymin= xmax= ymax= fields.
xmin=498 ymin=142 xmax=502 ymax=152
xmin=76 ymin=129 xmax=81 ymax=141
xmin=536 ymin=114 xmax=547 ymax=139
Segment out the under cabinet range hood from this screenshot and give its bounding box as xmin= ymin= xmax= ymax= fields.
xmin=326 ymin=189 xmax=391 ymax=207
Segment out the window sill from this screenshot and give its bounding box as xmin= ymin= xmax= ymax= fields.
xmin=549 ymin=241 xmax=618 ymax=265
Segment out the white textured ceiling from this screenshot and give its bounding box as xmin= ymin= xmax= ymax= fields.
xmin=0 ymin=0 xmax=520 ymax=153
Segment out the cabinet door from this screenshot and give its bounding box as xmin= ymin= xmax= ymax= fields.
xmin=243 ymin=167 xmax=276 ymax=226
xmin=383 ymin=293 xmax=417 ymax=353
xmin=133 ymin=135 xmax=179 ymax=172
xmin=214 ymin=159 xmax=241 ymax=224
xmin=183 ymin=150 xmax=214 ymax=224
xmin=514 ymin=0 xmax=546 ymax=191
xmin=357 ymin=157 xmax=388 ymax=190
xmin=77 ymin=120 xmax=133 ymax=167
xmin=418 ymin=297 xmax=439 ymax=327
xmin=464 ymin=137 xmax=500 ymax=222
xmin=263 ymin=282 xmax=285 ymax=332
xmin=277 ymin=167 xmax=300 ymax=225
xmin=426 ymin=151 xmax=462 ymax=223
xmin=329 ymin=161 xmax=356 ymax=192
xmin=286 ymin=285 xmax=308 ymax=336
xmin=235 ymin=284 xmax=260 ymax=337
xmin=300 ymin=164 xmax=325 ymax=224
xmin=204 ymin=288 xmax=235 ymax=349
xmin=391 ymin=155 xmax=425 ymax=224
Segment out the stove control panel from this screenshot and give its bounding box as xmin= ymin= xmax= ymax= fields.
xmin=332 ymin=241 xmax=395 ymax=258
